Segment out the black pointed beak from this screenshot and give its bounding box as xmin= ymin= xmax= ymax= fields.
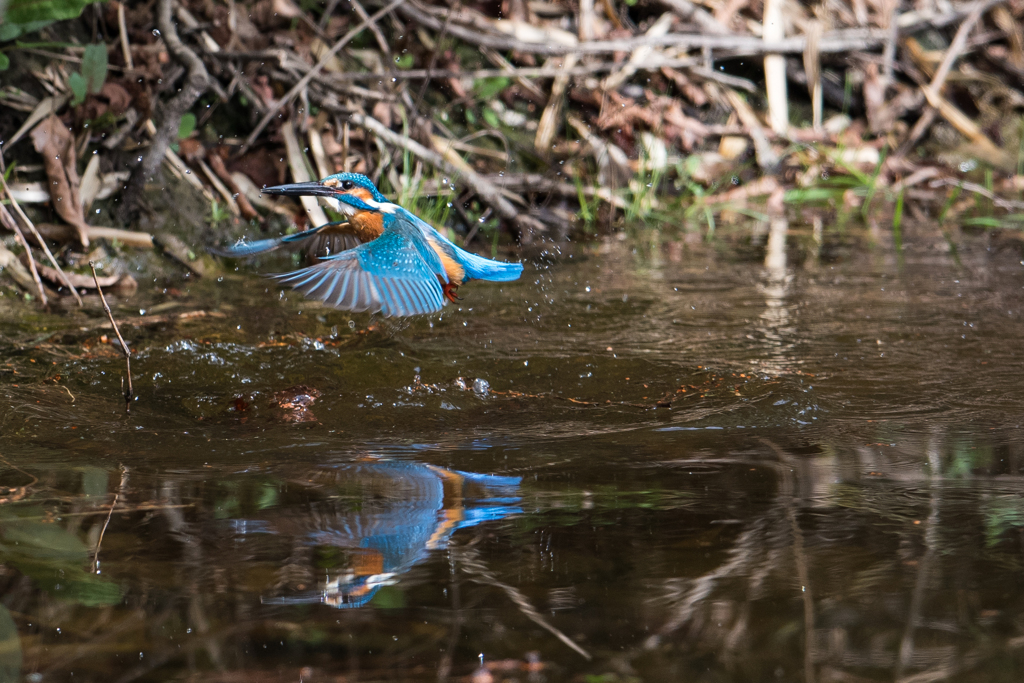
xmin=261 ymin=182 xmax=338 ymax=198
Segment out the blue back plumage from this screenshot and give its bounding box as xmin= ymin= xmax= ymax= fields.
xmin=394 ymin=207 xmax=524 ymax=283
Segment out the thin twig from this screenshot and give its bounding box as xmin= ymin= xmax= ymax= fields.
xmin=92 ymin=465 xmax=128 ymax=574
xmin=7 ymin=214 xmax=47 ymax=306
xmin=0 ymin=174 xmax=83 ymax=306
xmin=215 ymin=53 xmax=700 ymax=81
xmin=902 ymin=0 xmax=998 ymax=152
xmin=350 ymin=112 xmax=547 ymax=240
xmin=399 ymin=2 xmax=889 ymax=56
xmin=657 ymin=0 xmax=730 ymax=34
xmin=90 ymin=261 xmax=133 ymax=412
xmin=239 ymin=0 xmax=408 ymax=155
xmin=928 ymin=177 xmax=1024 ymax=210
xmin=415 ymin=0 xmax=459 ymax=110
xmin=117 ymin=2 xmax=134 ymax=70
xmin=121 ymin=0 xmax=209 ymax=221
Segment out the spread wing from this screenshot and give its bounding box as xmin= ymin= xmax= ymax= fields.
xmin=272 ymin=229 xmax=447 ymax=317
xmin=210 ymin=222 xmax=365 ymax=258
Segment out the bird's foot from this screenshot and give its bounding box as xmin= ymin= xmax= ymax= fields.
xmin=442 ymin=282 xmax=462 ymax=304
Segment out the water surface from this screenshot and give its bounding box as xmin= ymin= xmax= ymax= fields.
xmin=1 ymin=222 xmax=1023 ymax=682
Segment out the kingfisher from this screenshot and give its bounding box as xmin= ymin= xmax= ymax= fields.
xmin=214 ymin=173 xmax=523 ymax=317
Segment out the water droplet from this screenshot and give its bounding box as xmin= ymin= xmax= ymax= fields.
xmin=152 ymin=29 xmax=161 ymax=35
xmin=185 ymin=169 xmax=191 ymax=174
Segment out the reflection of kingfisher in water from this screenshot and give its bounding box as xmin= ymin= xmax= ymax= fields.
xmin=265 ymin=460 xmax=520 ymax=609
xmin=215 ymin=173 xmax=523 ymax=317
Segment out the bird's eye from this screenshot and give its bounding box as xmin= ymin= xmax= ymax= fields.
xmin=341 ymin=180 xmax=354 ymax=190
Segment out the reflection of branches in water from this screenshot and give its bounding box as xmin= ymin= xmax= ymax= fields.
xmin=93 ymin=465 xmax=128 ymax=573
xmin=632 ymin=435 xmax=1017 ymax=683
xmin=787 ymin=483 xmax=816 ymax=683
xmin=458 ymin=544 xmax=592 ymax=660
xmin=896 ymin=431 xmax=944 ymax=682
xmin=0 ymin=453 xmax=37 ymax=504
xmin=437 ymin=546 xmax=464 ymax=683
xmin=644 ymin=518 xmax=770 ymax=650
xmin=756 ymin=214 xmax=800 ymax=376
xmin=159 ymin=481 xmax=225 ymax=673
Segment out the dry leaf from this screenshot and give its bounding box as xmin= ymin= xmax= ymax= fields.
xmin=30 ymin=114 xmax=89 ymax=247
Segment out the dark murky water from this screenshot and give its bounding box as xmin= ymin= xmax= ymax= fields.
xmin=1 ymin=222 xmax=1024 ymax=682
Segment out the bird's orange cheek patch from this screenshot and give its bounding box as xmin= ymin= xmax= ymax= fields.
xmin=347 ymin=187 xmax=374 ymax=203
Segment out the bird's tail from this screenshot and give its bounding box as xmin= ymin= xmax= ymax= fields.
xmin=458 ymin=250 xmax=524 ymax=282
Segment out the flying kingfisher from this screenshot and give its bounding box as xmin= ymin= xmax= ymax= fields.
xmin=215 ymin=173 xmax=523 ymax=317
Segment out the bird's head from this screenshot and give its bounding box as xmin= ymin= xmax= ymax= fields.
xmin=262 ymin=172 xmax=389 ymax=216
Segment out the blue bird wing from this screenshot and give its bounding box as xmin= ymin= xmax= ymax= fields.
xmin=393 ymin=206 xmax=524 ymax=283
xmin=272 ymin=227 xmax=447 ymax=317
xmin=210 ymin=222 xmax=364 ymax=258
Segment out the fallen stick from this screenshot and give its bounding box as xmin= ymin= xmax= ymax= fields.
xmin=121 ymin=0 xmax=209 ymax=221
xmin=415 ymin=173 xmax=628 ymax=208
xmin=349 ymin=112 xmax=547 ymax=241
xmin=702 ymin=176 xmax=782 ymax=205
xmin=19 ymin=253 xmax=133 ymax=291
xmin=928 ymin=178 xmax=1024 ymax=210
xmin=79 ymin=309 xmax=227 ymax=331
xmin=400 ymin=3 xmax=889 ymax=56
xmin=31 ymin=224 xmax=155 ymax=249
xmin=0 ymin=174 xmax=83 ymax=305
xmin=0 ymin=242 xmax=40 ymax=293
xmin=117 ymin=2 xmax=134 ymax=70
xmin=535 ymin=54 xmax=578 ymax=151
xmin=90 ymin=261 xmax=133 ymax=412
xmin=281 ymin=121 xmax=330 ymax=229
xmin=902 ymin=0 xmax=1002 ymax=154
xmin=721 ymin=87 xmax=779 ymax=171
xmin=686 ymin=64 xmax=757 ymax=92
xmin=603 ymin=13 xmax=675 ymax=91
xmin=215 ymin=52 xmax=700 ymax=80
xmin=762 ymin=0 xmax=788 ymax=134
xmin=239 ymin=0 xmax=408 ymax=155
xmin=657 ymin=0 xmax=730 ymax=34
xmin=5 ymin=212 xmax=47 ymax=305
